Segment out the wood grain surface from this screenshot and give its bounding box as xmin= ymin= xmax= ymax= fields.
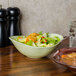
xmin=0 ymin=37 xmax=76 ymax=76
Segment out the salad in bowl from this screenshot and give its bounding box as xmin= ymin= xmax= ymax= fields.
xmin=14 ymin=32 xmax=63 ymax=47
xmin=9 ymin=32 xmax=63 ymax=58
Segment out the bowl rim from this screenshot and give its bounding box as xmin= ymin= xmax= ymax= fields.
xmin=9 ymin=33 xmax=63 ymax=49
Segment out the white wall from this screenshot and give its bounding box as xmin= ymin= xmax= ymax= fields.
xmin=1 ymin=0 xmax=76 ymax=36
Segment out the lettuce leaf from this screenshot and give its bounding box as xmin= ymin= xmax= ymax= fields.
xmin=38 ymin=31 xmax=43 ymax=35
xmin=43 ymin=33 xmax=49 ymax=38
xmin=26 ymin=40 xmax=33 ymax=46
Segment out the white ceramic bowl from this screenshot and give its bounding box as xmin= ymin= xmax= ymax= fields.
xmin=9 ymin=34 xmax=63 ymax=58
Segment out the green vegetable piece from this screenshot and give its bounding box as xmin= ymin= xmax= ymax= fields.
xmin=32 ymin=42 xmax=37 ymax=47
xmin=41 ymin=38 xmax=47 ymax=43
xmin=37 ymin=35 xmax=42 ymax=40
xmin=47 ymin=37 xmax=56 ymax=45
xmin=43 ymin=33 xmax=49 ymax=38
xmin=38 ymin=31 xmax=43 ymax=35
xmin=54 ymin=36 xmax=60 ymax=44
xmin=46 ymin=32 xmax=49 ymax=37
xmin=26 ymin=40 xmax=33 ymax=46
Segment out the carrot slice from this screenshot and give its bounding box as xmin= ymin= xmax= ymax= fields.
xmin=61 ymin=55 xmax=65 ymax=58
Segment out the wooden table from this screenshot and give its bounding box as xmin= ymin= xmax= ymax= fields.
xmin=0 ymin=38 xmax=76 ymax=76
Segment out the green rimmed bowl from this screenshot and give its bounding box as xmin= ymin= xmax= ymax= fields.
xmin=9 ymin=34 xmax=63 ymax=59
